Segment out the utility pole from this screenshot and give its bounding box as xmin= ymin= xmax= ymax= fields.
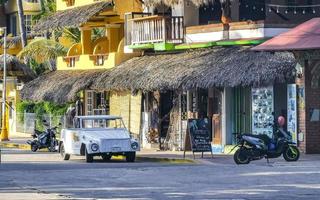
xmin=0 ymin=27 xmax=8 ymax=143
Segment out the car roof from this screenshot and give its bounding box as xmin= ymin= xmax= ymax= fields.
xmin=75 ymin=115 xmax=122 ymax=120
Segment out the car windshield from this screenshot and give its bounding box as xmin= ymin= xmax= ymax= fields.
xmin=81 ymin=118 xmax=126 ymax=129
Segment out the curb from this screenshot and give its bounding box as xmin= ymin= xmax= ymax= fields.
xmin=0 ymin=143 xmax=196 ymax=164
xmin=136 ymin=156 xmax=197 ymax=164
xmin=0 ymin=142 xmax=30 ymax=150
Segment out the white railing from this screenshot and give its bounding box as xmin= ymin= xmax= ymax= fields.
xmin=126 ymin=14 xmax=184 ymax=46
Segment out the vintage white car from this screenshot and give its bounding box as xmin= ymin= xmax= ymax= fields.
xmin=59 ymin=115 xmax=140 ymax=163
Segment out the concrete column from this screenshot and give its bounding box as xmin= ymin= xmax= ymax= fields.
xmin=80 ymin=27 xmax=92 ymax=55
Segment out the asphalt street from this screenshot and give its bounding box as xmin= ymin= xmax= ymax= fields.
xmin=0 ymin=148 xmax=320 ymax=200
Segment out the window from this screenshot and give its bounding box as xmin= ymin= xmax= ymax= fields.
xmin=24 ymin=15 xmax=36 ymax=34
xmin=81 ymin=118 xmax=125 ymax=129
xmin=86 ymin=91 xmax=94 ymax=115
xmin=9 ymin=14 xmax=17 ymax=36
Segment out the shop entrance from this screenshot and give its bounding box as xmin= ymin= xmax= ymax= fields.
xmin=209 ymin=88 xmax=223 ymax=145
xmin=159 ymin=91 xmax=173 ymax=146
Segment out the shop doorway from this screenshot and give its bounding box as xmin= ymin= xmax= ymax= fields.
xmin=209 ymin=88 xmax=223 ymax=145
xmin=159 ymin=91 xmax=173 ymax=145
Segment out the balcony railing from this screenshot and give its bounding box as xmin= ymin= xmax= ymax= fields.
xmin=126 ymin=14 xmax=184 ymax=46
xmin=63 ymin=56 xmax=79 ymax=68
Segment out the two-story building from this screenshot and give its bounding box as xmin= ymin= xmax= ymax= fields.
xmin=22 ymin=0 xmax=319 ymax=153
xmin=0 ymin=0 xmax=42 ymax=55
xmin=0 ymin=1 xmax=39 ymax=139
xmin=21 ymin=0 xmax=144 ymax=138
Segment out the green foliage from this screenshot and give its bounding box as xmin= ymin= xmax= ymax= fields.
xmin=33 ymin=0 xmax=56 ymax=21
xmin=16 ymin=101 xmax=69 ymax=131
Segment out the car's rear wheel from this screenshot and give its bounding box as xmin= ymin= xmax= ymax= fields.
xmin=101 ymin=154 xmax=112 ymax=161
xmin=85 ymin=149 xmax=93 ymax=163
xmin=59 ymin=143 xmax=70 ymax=161
xmin=126 ymin=152 xmax=136 ymax=162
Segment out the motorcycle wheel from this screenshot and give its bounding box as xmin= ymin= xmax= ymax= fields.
xmin=283 ymin=146 xmax=300 ymax=162
xmin=31 ymin=143 xmax=38 ymax=152
xmin=234 ymin=148 xmax=250 ymax=164
xmin=59 ymin=143 xmax=70 ymax=161
xmin=48 ymin=139 xmax=57 ymax=152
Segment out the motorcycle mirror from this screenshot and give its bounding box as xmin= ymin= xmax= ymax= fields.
xmin=43 ymin=120 xmax=47 ymax=123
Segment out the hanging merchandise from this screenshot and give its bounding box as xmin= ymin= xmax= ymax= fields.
xmin=252 ymin=87 xmax=274 ymax=138
xmin=287 ymin=84 xmax=298 ymax=145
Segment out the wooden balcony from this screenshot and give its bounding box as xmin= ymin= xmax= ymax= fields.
xmin=127 ymin=15 xmax=184 ymax=46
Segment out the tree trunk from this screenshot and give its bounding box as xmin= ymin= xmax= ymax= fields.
xmin=16 ymin=0 xmax=27 ymax=47
xmin=220 ymin=0 xmax=231 ymax=40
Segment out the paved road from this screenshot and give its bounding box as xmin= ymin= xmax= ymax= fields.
xmin=1 ymin=148 xmax=320 ymax=200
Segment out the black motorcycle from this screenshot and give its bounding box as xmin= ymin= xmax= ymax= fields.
xmin=27 ymin=120 xmax=60 ymax=152
xmin=233 ymin=126 xmax=300 ymax=164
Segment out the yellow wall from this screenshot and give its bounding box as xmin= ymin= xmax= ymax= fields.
xmin=5 ymin=0 xmax=41 ymax=14
xmin=57 ymin=37 xmax=140 ymax=70
xmin=109 ymin=91 xmax=142 ymax=137
xmin=56 ymin=0 xmax=142 ymax=19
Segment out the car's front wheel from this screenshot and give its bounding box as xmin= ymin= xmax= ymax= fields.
xmin=85 ymin=149 xmax=93 ymax=163
xmin=59 ymin=143 xmax=70 ymax=161
xmin=126 ymin=152 xmax=136 ymax=162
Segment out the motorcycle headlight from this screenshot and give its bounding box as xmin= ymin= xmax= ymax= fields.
xmin=91 ymin=143 xmax=99 ymax=152
xmin=131 ymin=142 xmax=139 ymax=150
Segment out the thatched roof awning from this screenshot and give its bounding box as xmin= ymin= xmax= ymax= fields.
xmin=21 ymin=70 xmax=105 ymax=104
xmin=0 ymin=55 xmax=36 ymax=82
xmin=33 ymin=1 xmax=113 ymax=32
xmin=92 ymin=46 xmax=296 ymax=91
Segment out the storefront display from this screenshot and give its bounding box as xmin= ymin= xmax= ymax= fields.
xmin=252 ymin=87 xmax=274 ymax=138
xmin=287 ymin=84 xmax=298 ymax=144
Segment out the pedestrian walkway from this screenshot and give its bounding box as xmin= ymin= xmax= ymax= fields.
xmin=0 ymin=137 xmax=31 ymax=150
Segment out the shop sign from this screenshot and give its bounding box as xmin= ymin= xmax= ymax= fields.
xmin=287 ymin=84 xmax=298 ymax=144
xmin=184 ymin=118 xmax=213 ymax=158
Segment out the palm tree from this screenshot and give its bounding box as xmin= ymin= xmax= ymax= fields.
xmin=18 ymin=39 xmax=67 ymax=64
xmin=16 ymin=0 xmax=27 ymax=47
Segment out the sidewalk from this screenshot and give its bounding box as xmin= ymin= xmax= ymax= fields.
xmin=0 ymin=137 xmax=31 ymax=150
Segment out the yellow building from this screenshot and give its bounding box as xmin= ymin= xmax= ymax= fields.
xmin=0 ymin=1 xmax=41 ymax=138
xmin=0 ymin=0 xmax=42 ymax=55
xmin=21 ymin=0 xmax=144 ymax=137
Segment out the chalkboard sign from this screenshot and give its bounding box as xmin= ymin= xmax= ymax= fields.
xmin=184 ymin=119 xmax=213 ymax=159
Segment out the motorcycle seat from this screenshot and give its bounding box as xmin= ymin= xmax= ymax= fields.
xmin=242 ymin=133 xmax=271 ymax=145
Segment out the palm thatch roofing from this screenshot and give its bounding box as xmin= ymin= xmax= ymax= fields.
xmin=21 ymin=46 xmax=295 ymax=104
xmin=0 ymin=54 xmax=36 ymax=82
xmin=92 ymin=46 xmax=296 ymax=91
xmin=0 ymin=34 xmax=36 ymax=48
xmin=20 ymin=70 xmax=104 ymax=104
xmin=33 ymin=1 xmax=113 ymax=32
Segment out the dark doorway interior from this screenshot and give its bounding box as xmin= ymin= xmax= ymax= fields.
xmin=199 ymin=1 xmax=222 ymax=25
xmin=160 ymin=91 xmax=173 ymax=140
